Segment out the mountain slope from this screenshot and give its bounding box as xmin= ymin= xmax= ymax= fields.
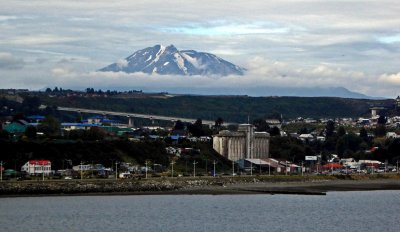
xmin=99 ymin=45 xmax=245 ymax=76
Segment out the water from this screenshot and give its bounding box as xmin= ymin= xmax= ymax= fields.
xmin=1 ymin=191 xmax=399 ymax=232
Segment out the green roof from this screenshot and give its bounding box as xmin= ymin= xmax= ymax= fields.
xmin=4 ymin=123 xmax=27 ymax=134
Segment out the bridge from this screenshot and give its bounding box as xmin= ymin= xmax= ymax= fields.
xmin=57 ymin=106 xmax=231 ymax=126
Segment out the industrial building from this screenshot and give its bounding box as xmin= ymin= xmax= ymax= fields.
xmin=213 ymin=124 xmax=270 ymax=161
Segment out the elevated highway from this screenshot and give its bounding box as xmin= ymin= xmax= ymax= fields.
xmin=57 ymin=106 xmax=233 ymax=126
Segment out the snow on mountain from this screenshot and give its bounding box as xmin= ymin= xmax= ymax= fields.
xmin=99 ymin=44 xmax=245 ymax=76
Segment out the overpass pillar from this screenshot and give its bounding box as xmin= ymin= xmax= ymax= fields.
xmin=128 ymin=117 xmax=134 ymax=128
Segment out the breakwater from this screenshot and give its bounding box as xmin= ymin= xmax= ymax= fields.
xmin=1 ymin=174 xmax=400 ymax=196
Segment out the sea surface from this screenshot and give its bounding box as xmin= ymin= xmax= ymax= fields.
xmin=1 ymin=191 xmax=399 ymax=232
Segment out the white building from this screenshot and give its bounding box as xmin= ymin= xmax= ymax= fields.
xmin=213 ymin=124 xmax=270 ymax=161
xmin=21 ymin=160 xmax=52 ymax=176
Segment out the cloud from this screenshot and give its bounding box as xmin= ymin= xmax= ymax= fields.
xmin=378 ymin=73 xmax=400 ymax=85
xmin=161 ymin=21 xmax=292 ymax=36
xmin=0 ymin=15 xmax=18 ymax=21
xmin=116 ymin=59 xmax=128 ymax=68
xmin=51 ymin=68 xmax=72 ymax=76
xmin=0 ymin=34 xmax=78 ymax=45
xmin=0 ymin=52 xmax=25 ymax=69
xmin=46 ymin=57 xmax=370 ymax=97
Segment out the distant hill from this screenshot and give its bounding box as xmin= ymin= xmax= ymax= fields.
xmin=151 ymin=86 xmax=376 ymax=99
xmin=99 ymin=44 xmax=245 ymax=76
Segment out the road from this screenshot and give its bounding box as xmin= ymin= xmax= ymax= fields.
xmin=57 ymin=106 xmax=231 ymax=126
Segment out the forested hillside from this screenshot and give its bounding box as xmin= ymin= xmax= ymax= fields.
xmin=39 ymin=94 xmax=392 ymax=122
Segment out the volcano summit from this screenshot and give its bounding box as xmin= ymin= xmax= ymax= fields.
xmin=99 ymin=44 xmax=245 ymax=76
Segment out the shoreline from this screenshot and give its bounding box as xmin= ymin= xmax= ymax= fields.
xmin=1 ymin=176 xmax=400 ymax=198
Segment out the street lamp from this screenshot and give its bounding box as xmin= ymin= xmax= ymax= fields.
xmin=213 ymin=160 xmax=217 ymax=177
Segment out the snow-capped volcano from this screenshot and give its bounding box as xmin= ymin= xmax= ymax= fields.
xmin=99 ymin=44 xmax=245 ymax=76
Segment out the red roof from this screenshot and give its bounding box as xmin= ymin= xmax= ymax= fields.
xmin=29 ymin=160 xmax=51 ymax=165
xmin=322 ymin=163 xmax=343 ymax=169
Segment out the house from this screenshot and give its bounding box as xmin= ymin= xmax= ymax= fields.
xmin=21 ymin=160 xmax=52 ymax=176
xmin=386 ymin=132 xmax=400 ymax=139
xmin=299 ymin=134 xmax=314 ymax=142
xmin=3 ymin=120 xmax=29 ymax=134
xmin=238 ymin=158 xmax=285 ymax=173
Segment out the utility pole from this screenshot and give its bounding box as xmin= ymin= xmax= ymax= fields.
xmin=250 ymin=161 xmax=253 ymax=176
xmin=115 ymin=161 xmax=118 ymax=180
xmin=205 ymin=159 xmax=208 ymax=174
xmin=0 ymin=161 xmax=3 ymax=182
xmin=145 ymin=160 xmax=149 ymax=179
xmin=301 ymin=161 xmax=304 ymax=176
xmin=80 ymin=161 xmax=83 ymax=180
xmin=170 ymin=161 xmax=175 ymax=177
xmin=268 ymin=159 xmax=271 ymax=176
xmin=193 ymin=160 xmax=198 ymax=177
xmin=232 ymin=160 xmax=235 ymax=176
xmin=286 ymin=161 xmax=288 ymax=176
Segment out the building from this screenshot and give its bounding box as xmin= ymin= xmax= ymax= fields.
xmin=21 ymin=160 xmax=52 ymax=176
xmin=370 ymin=107 xmax=385 ymax=117
xmin=213 ymin=124 xmax=270 ymax=161
xmin=3 ymin=120 xmax=29 ymax=134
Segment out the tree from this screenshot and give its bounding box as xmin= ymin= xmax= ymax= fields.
xmin=325 ymin=120 xmax=335 ymax=137
xmin=85 ymin=127 xmax=106 ymax=140
xmin=25 ymin=126 xmax=37 ymax=139
xmin=359 ymin=127 xmax=368 ymax=140
xmin=21 ymin=96 xmax=41 ymax=114
xmin=173 ymin=120 xmax=185 ymax=130
xmin=37 ymin=116 xmax=61 ymax=136
xmin=214 ymin=117 xmax=224 ymax=129
xmin=336 ymin=133 xmax=363 ymax=157
xmin=253 ymin=118 xmax=269 ymax=132
xmin=374 ymin=125 xmax=386 ymax=137
xmin=269 ymin=126 xmax=281 ymax=136
xmin=187 ymin=119 xmax=204 ymax=137
xmin=337 ymin=126 xmax=346 ymax=137
xmin=377 ymin=115 xmax=387 ymax=125
xmin=360 ymin=127 xmax=370 ymax=143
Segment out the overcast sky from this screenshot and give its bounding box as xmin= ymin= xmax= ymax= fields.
xmin=1 ymin=0 xmax=400 ymax=97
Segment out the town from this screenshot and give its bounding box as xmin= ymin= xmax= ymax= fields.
xmin=0 ymin=88 xmax=400 ymax=181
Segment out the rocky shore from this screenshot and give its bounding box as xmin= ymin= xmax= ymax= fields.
xmin=1 ymin=175 xmax=400 ymax=197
